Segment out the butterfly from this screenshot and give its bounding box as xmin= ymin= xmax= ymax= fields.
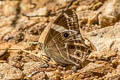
xmin=39 ymin=9 xmax=96 ymax=66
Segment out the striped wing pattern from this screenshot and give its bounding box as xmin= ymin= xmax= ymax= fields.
xmin=43 ymin=9 xmax=93 ymax=66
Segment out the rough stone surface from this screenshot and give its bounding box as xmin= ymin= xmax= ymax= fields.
xmin=0 ymin=63 xmax=23 ymax=80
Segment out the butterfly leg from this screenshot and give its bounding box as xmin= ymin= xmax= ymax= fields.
xmin=20 ymin=49 xmax=50 ymax=68
xmin=39 ymin=54 xmax=50 ymax=68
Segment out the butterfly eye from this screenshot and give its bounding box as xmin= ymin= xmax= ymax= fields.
xmin=63 ymin=33 xmax=69 ymax=38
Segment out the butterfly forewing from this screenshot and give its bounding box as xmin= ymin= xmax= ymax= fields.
xmin=43 ymin=9 xmax=94 ymax=66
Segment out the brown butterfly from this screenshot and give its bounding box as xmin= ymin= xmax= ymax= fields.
xmin=39 ymin=9 xmax=96 ymax=66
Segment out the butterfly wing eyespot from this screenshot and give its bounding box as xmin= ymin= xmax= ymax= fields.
xmin=63 ymin=33 xmax=69 ymax=38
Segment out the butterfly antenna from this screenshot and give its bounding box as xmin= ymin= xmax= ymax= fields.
xmin=0 ymin=41 xmax=40 ymax=51
xmin=0 ymin=48 xmax=40 ymax=58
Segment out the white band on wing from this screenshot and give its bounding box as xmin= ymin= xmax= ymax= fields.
xmin=52 ymin=24 xmax=78 ymax=34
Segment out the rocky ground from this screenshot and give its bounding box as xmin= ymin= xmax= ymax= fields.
xmin=0 ymin=0 xmax=120 ymax=80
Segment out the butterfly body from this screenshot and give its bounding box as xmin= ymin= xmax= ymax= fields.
xmin=40 ymin=9 xmax=96 ymax=66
